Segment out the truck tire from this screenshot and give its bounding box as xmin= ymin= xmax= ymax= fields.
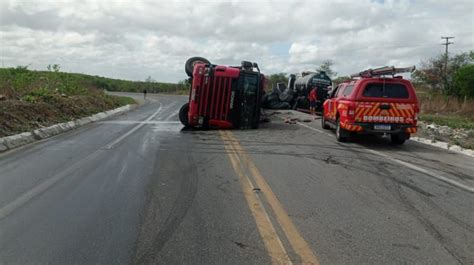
xmin=267 ymin=92 xmax=280 ymax=102
xmin=179 ymin=103 xmax=190 ymax=126
xmin=335 ymin=117 xmax=349 ymax=142
xmin=266 ymin=101 xmax=291 ymax=109
xmin=279 ymin=92 xmax=293 ymax=103
xmin=321 ymin=112 xmax=330 ymax=129
xmin=185 ymin=57 xmax=210 ymax=77
xmin=391 ymin=133 xmax=409 ymax=145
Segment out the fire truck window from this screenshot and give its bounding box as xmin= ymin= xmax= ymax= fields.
xmin=363 ymin=83 xmax=409 ymax=98
xmin=336 ymin=85 xmax=346 ymax=97
xmin=330 ymin=86 xmax=340 ymax=98
xmin=342 ymin=85 xmax=354 ymax=97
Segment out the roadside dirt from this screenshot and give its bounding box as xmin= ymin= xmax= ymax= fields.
xmin=415 ymin=121 xmax=474 ymax=150
xmin=0 ymin=94 xmax=130 ymax=137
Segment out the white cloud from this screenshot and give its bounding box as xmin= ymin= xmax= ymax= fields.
xmin=0 ymin=0 xmax=472 ymax=82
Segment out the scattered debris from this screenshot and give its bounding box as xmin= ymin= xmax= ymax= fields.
xmin=284 ymin=117 xmax=297 ymax=124
xmin=234 ymin=241 xmax=248 ymax=249
xmin=415 ymin=121 xmax=474 ymax=152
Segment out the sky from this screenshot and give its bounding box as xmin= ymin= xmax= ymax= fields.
xmin=1 ymin=0 xmax=473 ymax=83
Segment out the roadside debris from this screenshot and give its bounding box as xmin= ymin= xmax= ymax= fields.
xmin=234 ymin=241 xmax=248 ymax=249
xmin=284 ymin=117 xmax=298 ymax=124
xmin=262 ymin=71 xmax=332 ymax=112
xmin=283 ymin=116 xmax=312 ymax=124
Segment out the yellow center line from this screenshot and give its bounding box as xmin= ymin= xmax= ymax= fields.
xmin=220 ymin=131 xmax=292 ymax=265
xmin=222 ymin=130 xmax=320 ymax=265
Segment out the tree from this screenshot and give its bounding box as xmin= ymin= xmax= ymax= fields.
xmin=266 ymin=73 xmax=288 ymax=91
xmin=47 ymin=64 xmax=60 ymax=72
xmin=145 ymin=76 xmax=155 ymax=83
xmin=332 ymin=76 xmax=351 ymax=86
xmin=317 ymin=60 xmax=337 ymax=78
xmin=413 ymin=51 xmax=473 ymax=96
xmin=177 ymin=79 xmax=191 ymax=91
xmin=453 ymin=64 xmax=474 ymax=99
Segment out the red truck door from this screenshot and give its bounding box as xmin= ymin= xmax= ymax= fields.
xmin=326 ymin=84 xmax=346 ymax=121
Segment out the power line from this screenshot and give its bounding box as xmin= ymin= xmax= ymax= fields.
xmin=441 ymin=36 xmax=454 ymax=72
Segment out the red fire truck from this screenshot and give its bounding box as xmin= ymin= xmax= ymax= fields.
xmin=179 ymin=57 xmax=265 ymax=129
xmin=322 ymin=66 xmax=419 ymax=144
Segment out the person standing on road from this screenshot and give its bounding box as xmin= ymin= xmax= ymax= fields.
xmin=308 ymin=86 xmax=318 ymax=116
xmin=143 ymin=89 xmax=147 ymax=100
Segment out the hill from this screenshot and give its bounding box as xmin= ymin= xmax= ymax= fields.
xmin=0 ymin=66 xmax=183 ymax=137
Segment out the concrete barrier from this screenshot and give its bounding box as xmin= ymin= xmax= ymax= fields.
xmin=0 ymin=104 xmax=134 ymax=153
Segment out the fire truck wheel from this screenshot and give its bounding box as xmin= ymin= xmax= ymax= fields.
xmin=321 ymin=112 xmax=330 ymax=129
xmin=179 ymin=103 xmax=190 ymax=127
xmin=185 ymin=57 xmax=210 ymax=77
xmin=390 ymin=133 xmax=408 ymax=145
xmin=335 ymin=117 xmax=349 ymax=142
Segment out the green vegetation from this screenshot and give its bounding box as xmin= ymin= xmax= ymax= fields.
xmin=94 ymin=75 xmax=187 ymax=94
xmin=265 ymin=60 xmax=340 ymax=91
xmin=419 ymin=114 xmax=474 ymax=130
xmin=316 ymin=60 xmax=337 ymax=78
xmin=332 ymin=76 xmax=351 ymax=86
xmin=453 ymin=64 xmax=474 ymax=99
xmin=265 ymin=73 xmax=288 ymax=91
xmin=0 ymin=65 xmax=156 ymax=137
xmin=413 ymin=50 xmax=474 ymax=99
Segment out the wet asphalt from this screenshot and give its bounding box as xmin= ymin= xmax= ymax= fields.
xmin=0 ymin=93 xmax=472 ymax=264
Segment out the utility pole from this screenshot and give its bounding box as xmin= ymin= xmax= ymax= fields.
xmin=441 ymin=36 xmax=454 ymax=73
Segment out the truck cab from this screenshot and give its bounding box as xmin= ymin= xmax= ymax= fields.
xmin=179 ymin=57 xmax=264 ymax=129
xmin=322 ymin=66 xmax=419 ymax=144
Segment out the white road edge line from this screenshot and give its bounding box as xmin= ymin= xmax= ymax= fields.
xmin=0 ymin=103 xmax=164 ymax=220
xmin=296 ymin=122 xmax=474 ymax=194
xmin=366 ymin=149 xmax=474 ymax=194
xmin=98 ymin=121 xmax=181 ymax=125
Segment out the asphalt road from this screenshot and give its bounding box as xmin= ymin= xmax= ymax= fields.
xmin=0 ymin=93 xmax=473 ymax=265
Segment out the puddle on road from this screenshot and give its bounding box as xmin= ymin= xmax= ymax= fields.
xmin=151 ymin=124 xmax=183 ymax=132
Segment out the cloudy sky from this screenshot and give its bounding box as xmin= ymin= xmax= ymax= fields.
xmin=1 ymin=0 xmax=473 ymax=82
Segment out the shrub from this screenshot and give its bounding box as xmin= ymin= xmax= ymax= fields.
xmin=453 ymin=64 xmax=474 ymax=99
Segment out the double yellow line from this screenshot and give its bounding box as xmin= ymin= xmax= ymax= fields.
xmin=220 ymin=130 xmax=319 ymax=265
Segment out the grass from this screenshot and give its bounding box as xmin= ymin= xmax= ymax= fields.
xmin=0 ymin=66 xmax=145 ymax=137
xmin=414 ymin=86 xmax=474 ymax=149
xmin=114 ymin=96 xmax=137 ymax=105
xmin=416 ymin=89 xmax=474 ymax=129
xmin=419 ymin=114 xmax=474 ymax=130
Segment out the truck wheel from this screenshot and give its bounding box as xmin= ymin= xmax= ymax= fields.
xmin=179 ymin=103 xmax=190 ymax=127
xmin=335 ymin=117 xmax=349 ymax=142
xmin=391 ymin=133 xmax=408 ymax=145
xmin=321 ymin=112 xmax=330 ymax=129
xmin=185 ymin=57 xmax=210 ymax=77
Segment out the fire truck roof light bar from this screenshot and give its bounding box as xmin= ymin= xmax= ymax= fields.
xmin=350 ymin=66 xmax=416 ymax=78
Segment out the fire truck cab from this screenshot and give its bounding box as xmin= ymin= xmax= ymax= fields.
xmin=322 ymin=66 xmax=419 ymax=144
xmin=179 ymin=57 xmax=265 ymax=129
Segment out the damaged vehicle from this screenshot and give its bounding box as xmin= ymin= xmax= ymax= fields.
xmin=179 ymin=57 xmax=265 ymax=129
xmin=262 ymin=71 xmax=332 ymax=111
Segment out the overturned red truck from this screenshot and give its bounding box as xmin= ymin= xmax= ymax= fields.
xmin=179 ymin=57 xmax=265 ymax=129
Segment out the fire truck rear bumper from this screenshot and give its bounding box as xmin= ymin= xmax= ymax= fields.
xmin=352 ymin=123 xmax=417 ymax=134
